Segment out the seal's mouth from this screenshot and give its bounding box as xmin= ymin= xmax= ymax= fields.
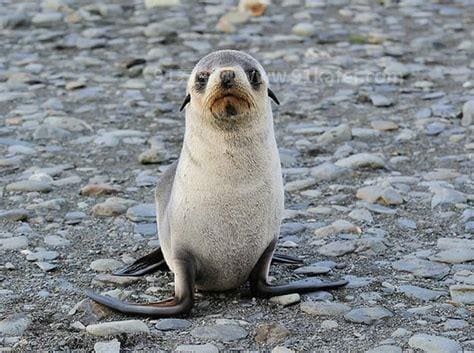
xmin=209 ymin=92 xmax=251 ymax=119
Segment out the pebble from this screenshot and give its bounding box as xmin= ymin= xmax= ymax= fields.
xmin=408 ymin=334 xmax=461 ymax=353
xmin=90 ymin=259 xmax=123 ymax=273
xmin=310 ymin=162 xmax=349 ymax=181
xmin=314 ymin=220 xmax=361 ymax=238
xmin=366 ymin=346 xmax=402 ymax=353
xmin=349 ymin=208 xmax=373 ymax=223
xmin=94 ymin=339 xmax=121 ymax=353
xmin=320 ymin=320 xmax=338 ymax=329
xmin=369 ymin=94 xmax=393 ymax=107
xmin=398 ymin=285 xmax=446 ymax=301
xmin=1 ymin=236 xmax=29 ymax=250
xmin=270 ymin=293 xmax=301 ymax=306
xmin=36 ymin=262 xmax=57 ymax=272
xmin=292 ymin=23 xmax=315 ymax=37
xmin=300 ymin=302 xmax=351 ymax=316
xmin=254 ymin=323 xmax=291 ymax=345
xmin=86 ymin=320 xmax=150 ymax=336
xmin=44 ymin=235 xmax=70 ymax=247
xmin=6 ymin=180 xmax=53 ymax=193
xmin=272 ymin=347 xmax=295 ymax=353
xmin=138 ymin=148 xmax=167 ymax=164
xmin=174 ymin=344 xmax=218 ymax=353
xmin=318 ymin=240 xmax=357 ymax=257
xmin=461 ymin=100 xmax=474 ymax=126
xmin=80 ymin=184 xmax=121 ymax=196
xmin=392 ymin=258 xmax=450 ymax=279
xmin=31 ymin=12 xmax=63 ymax=26
xmin=344 ymin=306 xmax=393 ymax=325
xmin=449 ymin=284 xmax=474 ymax=304
xmin=0 ymin=209 xmax=30 ymax=221
xmin=92 ymin=274 xmax=140 ymax=287
xmin=429 ymin=248 xmax=474 ymax=264
xmin=317 ymin=124 xmax=352 ymax=144
xmin=126 ymin=203 xmax=156 ymax=222
xmin=155 ymin=319 xmax=192 ymax=331
xmin=356 ymin=186 xmax=403 ymax=205
xmin=335 ymin=153 xmax=386 ymax=169
xmin=92 ymin=197 xmax=136 ymax=217
xmin=191 ymin=324 xmax=247 ymax=342
xmin=0 ymin=314 xmax=30 ymax=336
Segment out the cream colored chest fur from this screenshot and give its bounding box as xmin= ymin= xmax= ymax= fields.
xmin=161 ymin=114 xmax=283 ymax=291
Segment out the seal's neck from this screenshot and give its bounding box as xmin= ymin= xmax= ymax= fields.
xmin=181 ymin=106 xmax=279 ymax=179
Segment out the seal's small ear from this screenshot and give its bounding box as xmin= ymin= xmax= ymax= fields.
xmin=180 ymin=94 xmax=191 ymax=111
xmin=268 ymin=88 xmax=280 ymax=105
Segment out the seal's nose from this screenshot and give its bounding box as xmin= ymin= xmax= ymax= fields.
xmin=220 ymin=69 xmax=236 ymax=89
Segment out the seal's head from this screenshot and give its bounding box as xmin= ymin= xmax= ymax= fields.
xmin=180 ymin=50 xmax=279 ymax=126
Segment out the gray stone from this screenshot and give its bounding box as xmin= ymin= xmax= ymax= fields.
xmin=94 ymin=339 xmax=121 ymax=353
xmin=317 ymin=124 xmax=352 ymax=144
xmin=90 ymin=259 xmax=123 ymax=272
xmin=300 ymin=302 xmax=351 ymax=316
xmin=155 ymin=319 xmax=192 ymax=331
xmin=392 ymin=258 xmax=450 ymax=279
xmin=311 ymin=162 xmax=349 ymax=181
xmin=348 ymin=208 xmax=373 ymax=223
xmin=6 ymin=180 xmax=53 ymax=193
xmin=443 ymin=319 xmax=468 ymax=330
xmin=86 ymin=320 xmax=149 ymax=336
xmin=36 ymin=262 xmax=57 ymax=272
xmin=254 ymin=323 xmax=290 ymax=345
xmin=292 ymin=23 xmax=316 ymax=37
xmin=294 ymin=265 xmax=331 ymax=275
xmin=449 ymin=284 xmax=474 ymax=304
xmin=335 ymin=153 xmax=386 ymax=169
xmin=31 ymin=12 xmax=63 ymax=26
xmin=366 ymin=346 xmax=402 ymax=353
xmin=134 ymin=223 xmax=157 ymax=236
xmin=430 ymin=248 xmax=474 ymax=264
xmin=408 ymin=334 xmax=461 ymax=353
xmin=318 ymin=240 xmax=357 ymax=257
xmin=461 ymin=209 xmax=474 ymax=223
xmin=344 ymin=306 xmax=393 ymax=324
xmin=190 ymin=324 xmax=247 ymax=342
xmin=0 ymin=236 xmax=28 ymax=250
xmin=369 ymin=94 xmax=393 ymax=107
xmin=356 ymin=186 xmax=403 ymax=205
xmin=0 ymin=209 xmax=30 ymax=221
xmin=126 ymin=203 xmax=156 ymax=222
xmin=269 ymin=293 xmax=301 ymax=306
xmin=461 ymin=100 xmax=474 ymax=126
xmin=398 ymin=285 xmax=446 ymax=301
xmin=397 ymin=218 xmax=417 ymax=230
xmin=0 ymin=314 xmax=30 ymax=336
xmin=175 ymin=344 xmax=219 ymax=353
xmin=431 ymin=187 xmax=467 ymax=208
xmin=44 ymin=116 xmax=92 ymax=132
xmin=44 ymin=235 xmax=70 ymax=247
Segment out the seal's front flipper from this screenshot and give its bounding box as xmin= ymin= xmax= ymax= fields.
xmin=113 ymin=247 xmax=169 ymax=277
xmin=87 ymin=258 xmax=195 ymax=318
xmin=250 ymin=240 xmax=348 ymax=298
xmin=272 ymin=252 xmax=303 ymax=264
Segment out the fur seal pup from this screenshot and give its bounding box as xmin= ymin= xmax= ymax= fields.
xmin=86 ymin=50 xmax=347 ymax=317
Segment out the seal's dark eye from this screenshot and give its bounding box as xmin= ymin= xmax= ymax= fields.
xmin=247 ymin=69 xmax=262 ymax=88
xmin=195 ymin=72 xmax=210 ymax=91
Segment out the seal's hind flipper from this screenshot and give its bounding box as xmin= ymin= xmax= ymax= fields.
xmin=272 ymin=252 xmax=303 ymax=264
xmin=250 ymin=240 xmax=348 ymax=298
xmin=87 ymin=257 xmax=196 ymax=318
xmin=113 ymin=247 xmax=169 ymax=277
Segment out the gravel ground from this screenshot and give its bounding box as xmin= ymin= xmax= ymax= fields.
xmin=0 ymin=0 xmax=473 ymax=352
